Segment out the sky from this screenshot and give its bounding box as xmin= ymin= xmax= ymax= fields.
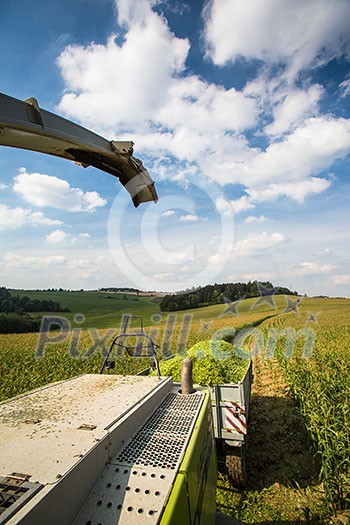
xmin=0 ymin=0 xmax=349 ymax=296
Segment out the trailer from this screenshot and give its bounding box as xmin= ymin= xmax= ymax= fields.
xmin=210 ymin=362 xmax=253 ymax=487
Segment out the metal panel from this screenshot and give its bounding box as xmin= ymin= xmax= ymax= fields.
xmin=177 ymin=391 xmax=217 ymax=525
xmin=1 ymin=375 xmax=173 ymax=525
xmin=72 ymin=465 xmax=177 ymax=525
xmin=73 ymin=391 xmax=205 ymax=525
xmin=209 ymin=361 xmax=252 ymax=443
xmin=0 ymin=375 xmax=168 ymax=485
xmin=159 ymin=473 xmax=191 ymax=525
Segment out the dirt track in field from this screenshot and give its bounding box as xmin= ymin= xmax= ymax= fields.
xmin=246 ymin=355 xmax=320 ymax=491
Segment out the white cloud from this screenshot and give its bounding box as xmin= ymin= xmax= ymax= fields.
xmin=215 ymin=197 xmax=234 ymax=217
xmin=244 ymin=215 xmax=268 ymax=224
xmin=233 ymin=231 xmax=286 ymax=257
xmin=295 ymin=261 xmax=337 ymax=276
xmin=265 ymin=85 xmax=323 ymax=136
xmin=332 ymin=274 xmax=350 ymax=285
xmin=46 ymin=229 xmax=68 ymax=244
xmin=203 ymin=0 xmax=350 ymax=79
xmin=315 ymin=248 xmax=332 ymax=257
xmin=153 ymin=272 xmax=175 ymax=281
xmin=0 ymin=204 xmax=63 ymax=231
xmin=179 ymin=213 xmax=199 ymax=222
xmin=56 ymin=0 xmax=257 ymax=165
xmin=54 ymin=0 xmax=350 ymax=213
xmin=67 ymin=259 xmax=95 ymax=271
xmin=215 ymin=196 xmax=255 ymax=217
xmin=242 ymin=272 xmax=274 ymax=281
xmin=339 ymin=78 xmax=350 ymax=97
xmin=57 ymin=0 xmax=190 ymax=129
xmin=0 ymin=184 xmax=8 ymax=190
xmin=156 ymin=76 xmax=257 ymax=139
xmin=45 ymin=230 xmax=91 ymax=244
xmin=4 ymin=252 xmax=66 ymax=269
xmin=231 ymin=196 xmax=255 ymax=214
xmin=13 ymin=168 xmax=107 ymax=212
xmin=241 ymin=117 xmax=350 ymax=188
xmin=162 ymin=210 xmax=175 ymax=217
xmin=71 ymin=233 xmax=91 ymax=243
xmin=179 ymin=116 xmax=349 ymax=203
xmin=247 ymin=177 xmax=332 ymax=203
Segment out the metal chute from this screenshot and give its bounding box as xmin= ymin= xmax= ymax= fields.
xmin=0 ymin=92 xmax=158 ymax=207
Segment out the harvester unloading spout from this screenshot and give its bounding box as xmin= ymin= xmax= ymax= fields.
xmin=0 ymin=92 xmax=158 ymax=207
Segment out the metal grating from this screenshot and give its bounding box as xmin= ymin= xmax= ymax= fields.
xmin=0 ymin=477 xmax=43 ymax=524
xmin=115 ymin=392 xmax=204 ymax=470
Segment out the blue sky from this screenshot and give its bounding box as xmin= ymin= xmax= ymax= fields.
xmin=0 ymin=0 xmax=349 ymax=295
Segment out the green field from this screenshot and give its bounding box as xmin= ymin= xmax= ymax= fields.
xmin=11 ymin=289 xmax=161 ymax=328
xmin=1 ymin=293 xmax=349 ymax=523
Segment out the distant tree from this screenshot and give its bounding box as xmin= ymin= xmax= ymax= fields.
xmin=0 ymin=286 xmax=70 ymax=313
xmin=159 ymin=281 xmax=297 ymax=312
xmin=0 ymin=313 xmax=41 ymax=333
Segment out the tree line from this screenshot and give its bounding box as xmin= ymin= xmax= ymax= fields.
xmin=0 ymin=287 xmax=70 ymax=333
xmin=159 ymin=281 xmax=297 ymax=312
xmin=0 ymin=287 xmax=70 ymax=314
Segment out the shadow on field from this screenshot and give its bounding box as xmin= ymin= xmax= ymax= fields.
xmin=216 ymin=356 xmax=325 ymax=524
xmin=217 ymin=392 xmax=323 ymax=524
xmin=245 ymin=394 xmax=320 ymax=490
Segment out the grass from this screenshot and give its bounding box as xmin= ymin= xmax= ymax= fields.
xmin=11 ymin=289 xmax=161 ymax=328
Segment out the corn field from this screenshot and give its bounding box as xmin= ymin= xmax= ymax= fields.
xmin=264 ymin=300 xmax=350 ymax=510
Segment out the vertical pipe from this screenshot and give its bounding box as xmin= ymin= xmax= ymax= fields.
xmin=181 ymin=358 xmax=195 ymax=395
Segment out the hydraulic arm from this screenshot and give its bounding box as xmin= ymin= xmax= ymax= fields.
xmin=0 ymin=92 xmax=158 ymax=207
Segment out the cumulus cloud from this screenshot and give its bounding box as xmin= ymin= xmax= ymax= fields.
xmin=265 ymin=85 xmax=323 ymax=136
xmin=46 ymin=230 xmax=91 ymax=244
xmin=242 ymin=272 xmax=274 ymax=281
xmin=231 ymin=196 xmax=255 ymax=214
xmin=247 ymin=178 xmax=332 ymax=204
xmin=295 ymin=261 xmax=337 ymax=275
xmin=179 ymin=213 xmax=199 ymax=222
xmin=71 ymin=233 xmax=91 ymax=243
xmin=234 ymin=117 xmax=350 ymax=189
xmin=162 ymin=210 xmax=175 ymax=217
xmin=54 ymin=0 xmax=350 ymax=211
xmin=13 ymin=168 xmax=107 ymax=212
xmin=57 ymin=0 xmax=190 ymax=129
xmin=203 ymin=0 xmax=350 ymax=78
xmin=215 ymin=197 xmax=234 ymax=217
xmin=4 ymin=252 xmax=66 ymax=269
xmin=215 ymin=196 xmax=255 ymax=216
xmin=46 ymin=229 xmax=68 ymax=244
xmin=153 ymin=272 xmax=175 ymax=282
xmin=0 ymin=204 xmax=63 ymax=231
xmin=332 ymin=274 xmax=350 ymax=285
xmin=315 ymin=248 xmax=332 ymax=257
xmin=245 ymin=215 xmax=268 ymax=224
xmin=233 ymin=231 xmax=286 ymax=257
